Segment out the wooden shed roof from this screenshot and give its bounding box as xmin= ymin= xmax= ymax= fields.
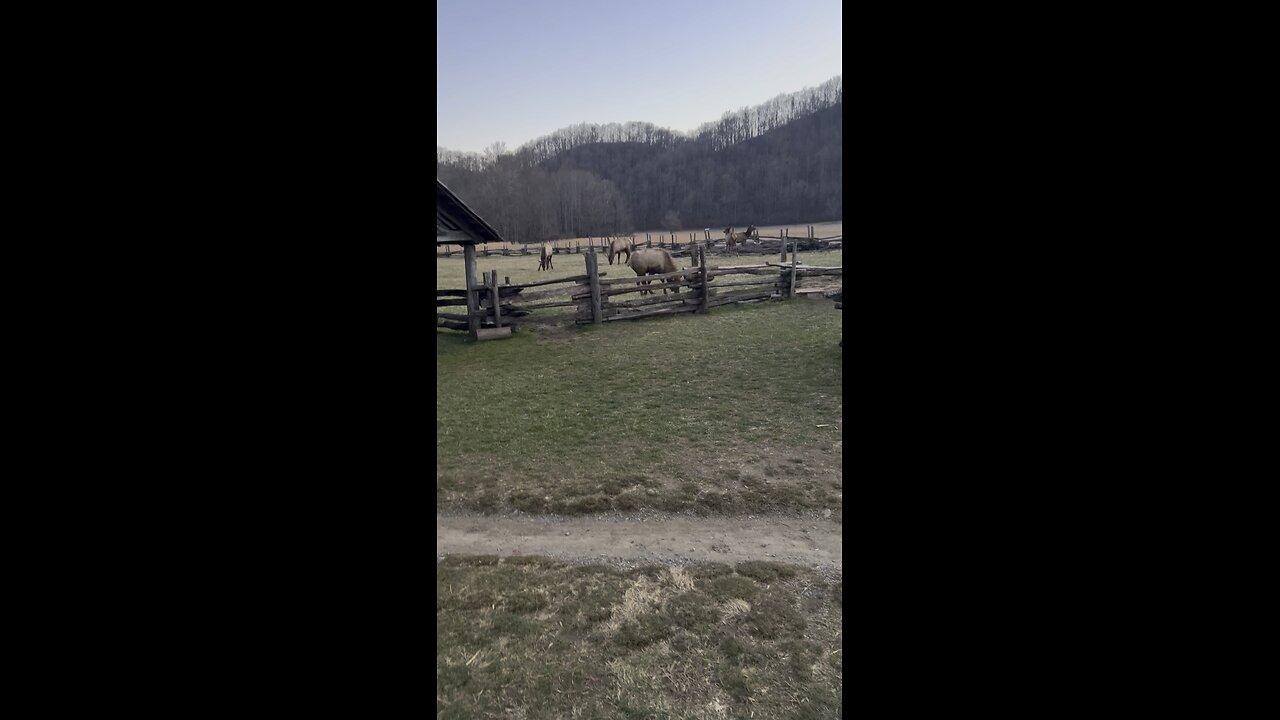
xmin=437 ymin=179 xmax=505 ymax=245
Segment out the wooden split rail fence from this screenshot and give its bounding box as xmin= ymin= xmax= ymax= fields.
xmin=437 ymin=226 xmax=841 ymax=258
xmin=437 ymin=242 xmax=841 ymax=340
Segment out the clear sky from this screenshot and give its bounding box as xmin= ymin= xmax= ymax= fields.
xmin=437 ymin=0 xmax=842 ymax=154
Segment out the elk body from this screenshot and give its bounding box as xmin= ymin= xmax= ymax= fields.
xmin=627 ymin=248 xmax=681 ymax=295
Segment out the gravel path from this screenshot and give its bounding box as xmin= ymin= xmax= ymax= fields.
xmin=437 ymin=511 xmax=842 ymax=576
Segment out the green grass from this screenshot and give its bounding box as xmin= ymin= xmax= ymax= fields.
xmin=436 ymin=295 xmax=844 ymax=517
xmin=437 ymin=557 xmax=842 ymax=719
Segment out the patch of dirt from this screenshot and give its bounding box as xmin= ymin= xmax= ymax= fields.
xmin=437 ymin=511 xmax=842 ymax=577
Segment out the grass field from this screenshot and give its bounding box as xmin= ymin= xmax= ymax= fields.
xmin=440 ymin=221 xmax=844 ymax=254
xmin=437 ymin=556 xmax=841 ymax=719
xmin=436 ymin=240 xmax=845 ymax=716
xmin=436 ymin=289 xmax=843 ymax=517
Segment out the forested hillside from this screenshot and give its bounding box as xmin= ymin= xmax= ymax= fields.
xmin=437 ymin=76 xmax=841 ymax=244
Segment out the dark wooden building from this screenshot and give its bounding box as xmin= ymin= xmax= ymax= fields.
xmin=437 ymin=179 xmax=507 ymax=340
xmin=437 ymin=178 xmax=504 ymax=248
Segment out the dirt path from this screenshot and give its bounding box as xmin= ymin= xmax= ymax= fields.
xmin=437 ymin=512 xmax=842 ymax=572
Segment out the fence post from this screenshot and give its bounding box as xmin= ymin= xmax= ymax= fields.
xmin=487 ymin=270 xmax=503 ymax=329
xmin=698 ymin=246 xmax=709 ymax=314
xmin=464 ymin=245 xmax=480 ymax=340
xmin=789 ymin=241 xmax=798 ymax=297
xmin=586 ymin=249 xmax=603 ymax=324
xmin=779 ymin=228 xmax=788 ymax=263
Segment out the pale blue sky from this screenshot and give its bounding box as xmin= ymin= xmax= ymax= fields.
xmin=437 ymin=0 xmax=842 ymax=153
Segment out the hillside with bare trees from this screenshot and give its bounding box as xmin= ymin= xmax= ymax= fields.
xmin=437 ymin=76 xmax=841 ymax=244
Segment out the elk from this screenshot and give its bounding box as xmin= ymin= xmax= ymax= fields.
xmin=538 ymin=242 xmax=554 ymax=271
xmin=607 ymin=236 xmax=634 ymax=265
xmin=723 ymin=225 xmax=757 ymax=250
xmin=628 ymin=248 xmax=681 ymax=296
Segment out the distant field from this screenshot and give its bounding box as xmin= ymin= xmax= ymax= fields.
xmin=438 ymin=220 xmax=843 ymax=254
xmin=438 ymin=248 xmax=843 ymax=291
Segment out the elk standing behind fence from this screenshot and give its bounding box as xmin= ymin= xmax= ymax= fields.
xmin=628 ymin=248 xmax=680 ymax=295
xmin=723 ymin=225 xmax=757 ymax=250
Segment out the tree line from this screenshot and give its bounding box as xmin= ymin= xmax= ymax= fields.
xmin=437 ymin=76 xmax=841 ymax=244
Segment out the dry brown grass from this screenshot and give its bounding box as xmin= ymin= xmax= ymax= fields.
xmin=437 ymin=557 xmax=842 ymax=719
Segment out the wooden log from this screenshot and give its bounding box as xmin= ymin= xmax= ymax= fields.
xmin=608 ymin=294 xmax=689 ymax=310
xmin=598 ymin=268 xmax=700 ymax=286
xmin=707 ymin=291 xmax=773 ymax=308
xmin=603 ymin=304 xmax=699 ymax=322
xmin=795 ymin=285 xmax=843 ymax=295
xmin=586 ymin=249 xmax=602 ymax=324
xmin=506 ymin=299 xmax=580 ymax=311
xmin=576 ymin=275 xmax=699 ymax=297
xmin=705 ymin=277 xmax=778 ymax=289
xmin=501 ymin=273 xmax=604 ymax=290
xmin=488 ymin=271 xmax=502 ymax=328
xmin=705 ymin=267 xmax=777 ymax=278
xmin=573 ymin=281 xmax=695 ymax=300
xmin=763 ymin=262 xmax=839 ymax=271
xmin=789 ymin=241 xmax=798 ymax=298
xmin=510 ymin=286 xmax=576 ymax=303
xmin=441 ymin=307 xmax=532 ymax=320
xmin=698 ymin=246 xmax=709 ymax=314
xmin=463 ymin=244 xmax=479 ymax=340
xmin=584 ymin=280 xmax=696 ymax=296
xmin=707 ymin=285 xmax=779 ymax=300
xmin=707 ymin=263 xmax=772 ymax=271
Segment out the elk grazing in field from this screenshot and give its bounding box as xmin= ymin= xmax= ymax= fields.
xmin=628 ymin=248 xmax=681 ymax=295
xmin=723 ymin=225 xmax=757 ymax=250
xmin=538 ymin=242 xmax=554 ymax=271
xmin=607 ymin=236 xmax=634 ymax=265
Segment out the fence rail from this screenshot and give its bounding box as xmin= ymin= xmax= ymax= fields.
xmin=438 ymin=242 xmax=841 ymax=340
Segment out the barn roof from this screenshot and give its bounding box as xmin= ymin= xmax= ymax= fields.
xmin=437 ymin=179 xmax=505 ymax=245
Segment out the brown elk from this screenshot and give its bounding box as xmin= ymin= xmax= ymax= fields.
xmin=628 ymin=248 xmax=681 ymax=296
xmin=723 ymin=225 xmax=757 ymax=250
xmin=607 ymin=236 xmax=634 ymax=265
xmin=538 ymin=242 xmax=554 ymax=271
